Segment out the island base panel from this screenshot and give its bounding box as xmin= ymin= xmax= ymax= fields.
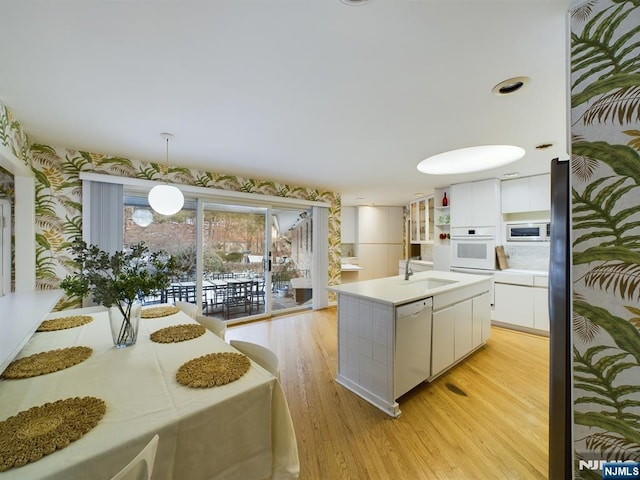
xmin=335 ymin=375 xmax=402 ymax=418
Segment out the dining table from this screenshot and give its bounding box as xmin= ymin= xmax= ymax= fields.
xmin=0 ymin=306 xmax=299 ymax=480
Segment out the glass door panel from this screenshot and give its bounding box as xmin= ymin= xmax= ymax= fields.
xmin=202 ymin=203 xmax=267 ymax=322
xmin=271 ymin=207 xmax=313 ymax=314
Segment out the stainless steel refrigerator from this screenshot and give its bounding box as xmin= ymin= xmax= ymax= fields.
xmin=548 ymin=157 xmax=572 ymax=478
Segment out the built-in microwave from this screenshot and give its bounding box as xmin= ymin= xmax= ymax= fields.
xmin=506 ymin=222 xmax=550 ymax=242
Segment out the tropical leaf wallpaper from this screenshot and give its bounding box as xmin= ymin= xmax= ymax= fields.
xmin=0 ymin=103 xmax=341 ymax=308
xmin=0 ymin=166 xmax=15 ymax=291
xmin=0 ymin=103 xmax=30 ymax=167
xmin=571 ymin=0 xmax=640 ymax=475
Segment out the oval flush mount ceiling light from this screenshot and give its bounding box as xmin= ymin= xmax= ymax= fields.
xmin=417 ymin=145 xmax=526 ymax=175
xmin=339 ymin=0 xmax=371 ymax=5
xmin=492 ymin=76 xmax=530 ymax=95
xmin=148 ymin=133 xmax=184 ymax=216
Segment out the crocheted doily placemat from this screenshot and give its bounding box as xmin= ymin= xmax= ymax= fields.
xmin=1 ymin=347 xmax=93 ymax=379
xmin=141 ymin=305 xmax=180 ymax=318
xmin=176 ymin=352 xmax=251 ymax=388
xmin=150 ymin=324 xmax=206 ymax=343
xmin=37 ymin=315 xmax=93 ymax=332
xmin=0 ymin=396 xmax=106 ymax=472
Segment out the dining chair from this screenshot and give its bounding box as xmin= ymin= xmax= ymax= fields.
xmin=203 ymin=283 xmax=225 ymax=314
xmin=110 ymin=434 xmax=159 ymax=480
xmin=224 ymin=280 xmax=252 ymax=318
xmin=175 ymin=300 xmax=198 ymax=319
xmin=250 ymin=279 xmax=266 ymax=312
xmin=195 ymin=314 xmax=227 ymax=341
xmin=230 ymin=340 xmax=279 ymax=379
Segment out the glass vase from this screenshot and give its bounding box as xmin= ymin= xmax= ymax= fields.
xmin=108 ymin=299 xmax=142 ymax=348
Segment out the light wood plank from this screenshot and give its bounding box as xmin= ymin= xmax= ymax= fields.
xmin=227 ymin=307 xmax=549 ymax=479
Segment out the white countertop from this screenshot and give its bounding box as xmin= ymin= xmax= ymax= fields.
xmin=0 ymin=289 xmax=63 ymax=375
xmin=327 ymin=270 xmax=491 ymax=306
xmin=341 ymin=263 xmax=364 ymax=271
xmin=497 ymin=268 xmax=549 ymax=276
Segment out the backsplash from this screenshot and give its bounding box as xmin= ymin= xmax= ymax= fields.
xmin=419 ymin=243 xmax=433 ymax=261
xmin=502 ymin=244 xmax=550 ymax=271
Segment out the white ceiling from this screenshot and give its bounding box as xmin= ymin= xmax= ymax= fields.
xmin=0 ymin=0 xmax=572 ymax=206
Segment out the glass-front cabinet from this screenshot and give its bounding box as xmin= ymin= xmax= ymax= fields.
xmin=409 ymin=195 xmax=433 ymax=244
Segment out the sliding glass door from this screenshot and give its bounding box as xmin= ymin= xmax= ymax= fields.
xmin=200 ymin=203 xmax=314 ymax=321
xmin=122 ymin=190 xmax=318 ymax=323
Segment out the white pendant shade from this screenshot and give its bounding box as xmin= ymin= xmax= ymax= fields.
xmin=148 ymin=184 xmax=184 ymax=216
xmin=417 ymin=145 xmax=525 ymax=175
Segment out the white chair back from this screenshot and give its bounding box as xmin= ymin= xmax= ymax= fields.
xmin=111 ymin=434 xmax=159 ymax=480
xmin=175 ymin=301 xmax=198 ymax=319
xmin=195 ymin=314 xmax=227 ymax=340
xmin=230 ymin=340 xmax=279 ymax=379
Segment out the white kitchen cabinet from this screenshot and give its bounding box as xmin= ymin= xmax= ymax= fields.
xmin=431 ymin=298 xmax=473 ymax=377
xmin=451 ymin=179 xmax=500 ymax=228
xmin=473 ymin=292 xmax=491 ymax=346
xmin=533 ymin=275 xmax=549 ymax=331
xmin=358 ymin=244 xmax=403 ymax=280
xmin=533 ymin=287 xmax=549 ymax=331
xmin=494 ymin=283 xmax=534 ymax=328
xmin=494 ymin=271 xmax=549 ymax=333
xmin=501 ymin=174 xmax=550 ymax=214
xmin=454 ymin=300 xmax=473 ymax=362
xmin=409 ymin=196 xmax=433 ymax=244
xmin=358 ymin=206 xmax=403 ymax=244
xmin=341 ymin=206 xmax=356 ymax=244
xmin=431 ymin=305 xmax=455 ymax=378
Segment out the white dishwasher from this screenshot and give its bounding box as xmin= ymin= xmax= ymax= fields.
xmin=394 ymin=298 xmax=433 ymax=399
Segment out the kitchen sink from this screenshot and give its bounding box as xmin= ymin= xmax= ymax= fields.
xmin=397 ymin=278 xmax=457 ymax=289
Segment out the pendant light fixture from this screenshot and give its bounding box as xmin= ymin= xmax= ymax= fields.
xmin=132 ymin=208 xmax=154 ymax=227
xmin=148 ymin=133 xmax=184 ymax=216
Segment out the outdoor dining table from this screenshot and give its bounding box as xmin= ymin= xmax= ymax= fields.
xmin=0 ymin=306 xmax=299 ymax=479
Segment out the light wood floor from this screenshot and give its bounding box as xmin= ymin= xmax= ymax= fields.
xmin=226 ymin=307 xmax=549 ymax=480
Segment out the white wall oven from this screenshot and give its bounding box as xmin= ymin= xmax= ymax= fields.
xmin=450 ymin=227 xmax=496 ymax=271
xmin=450 ymin=226 xmax=496 ymax=305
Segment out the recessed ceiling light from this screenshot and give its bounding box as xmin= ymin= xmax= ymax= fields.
xmin=417 ymin=145 xmax=526 ymax=175
xmin=414 ymin=192 xmax=425 ymax=197
xmin=339 ymin=0 xmax=371 ymax=5
xmin=503 ymin=172 xmax=520 ymax=178
xmin=492 ymin=76 xmax=530 ymax=95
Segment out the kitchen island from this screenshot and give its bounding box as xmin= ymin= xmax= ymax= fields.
xmin=328 ymin=270 xmax=491 ymax=417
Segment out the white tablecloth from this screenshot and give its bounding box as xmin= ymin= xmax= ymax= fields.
xmin=0 ymin=307 xmax=299 ymax=480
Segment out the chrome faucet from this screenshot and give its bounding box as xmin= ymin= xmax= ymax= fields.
xmin=404 ymin=257 xmax=414 ymax=281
